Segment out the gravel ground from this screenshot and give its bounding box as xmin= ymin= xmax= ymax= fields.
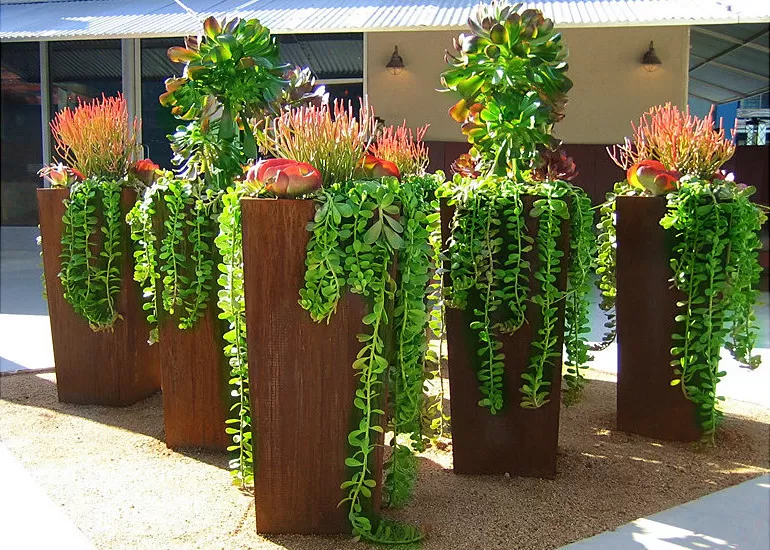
xmin=0 ymin=368 xmax=767 ymax=550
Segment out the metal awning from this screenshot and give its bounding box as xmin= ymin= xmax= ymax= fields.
xmin=2 ymin=0 xmax=770 ymax=42
xmin=689 ymin=22 xmax=770 ymax=105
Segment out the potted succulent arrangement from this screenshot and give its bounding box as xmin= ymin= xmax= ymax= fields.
xmin=231 ymin=97 xmax=440 ymax=542
xmin=596 ymin=103 xmax=768 ymax=442
xmin=37 ymin=93 xmax=160 ymax=406
xmin=127 ymin=16 xmax=322 ymax=452
xmin=439 ymin=0 xmax=595 ymax=477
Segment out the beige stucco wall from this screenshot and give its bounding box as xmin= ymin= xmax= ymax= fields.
xmin=366 ymin=25 xmax=689 ymax=144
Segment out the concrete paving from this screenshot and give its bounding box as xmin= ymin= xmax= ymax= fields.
xmin=0 ymin=443 xmax=96 ymax=550
xmin=561 ymin=474 xmax=770 ymax=549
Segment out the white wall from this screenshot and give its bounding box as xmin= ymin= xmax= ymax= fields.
xmin=366 ymin=25 xmax=690 ymax=144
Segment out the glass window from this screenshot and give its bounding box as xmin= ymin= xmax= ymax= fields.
xmin=141 ymin=38 xmax=184 ymax=169
xmin=1 ymin=42 xmax=42 ymax=226
xmin=49 ymin=39 xmax=122 ymax=114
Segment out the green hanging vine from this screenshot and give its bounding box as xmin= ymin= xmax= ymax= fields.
xmin=563 ymin=185 xmax=596 ymax=403
xmin=215 ymin=186 xmax=252 ymax=487
xmin=300 ymin=177 xmax=424 ymax=544
xmin=128 ymin=177 xmax=218 ymax=340
xmin=60 ymin=179 xmax=123 ymax=330
xmin=441 ymin=174 xmax=593 ymax=412
xmin=661 ymin=178 xmax=767 ymax=438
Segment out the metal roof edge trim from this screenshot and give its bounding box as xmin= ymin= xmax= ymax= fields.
xmin=5 ymin=19 xmax=769 ymax=42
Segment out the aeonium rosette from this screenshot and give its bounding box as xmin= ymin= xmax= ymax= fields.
xmin=38 ymin=162 xmax=84 ymax=188
xmin=244 ymin=158 xmax=322 ymax=198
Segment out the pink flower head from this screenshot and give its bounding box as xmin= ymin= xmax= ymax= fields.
xmin=38 ymin=162 xmax=83 ymax=188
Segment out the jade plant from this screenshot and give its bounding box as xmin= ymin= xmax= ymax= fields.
xmin=598 ymin=103 xmax=768 ymax=439
xmin=42 ymin=93 xmax=147 ymax=331
xmin=440 ymin=0 xmax=595 ymax=411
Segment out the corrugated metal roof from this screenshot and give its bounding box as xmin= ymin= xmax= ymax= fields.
xmin=2 ymin=0 xmax=769 ymax=41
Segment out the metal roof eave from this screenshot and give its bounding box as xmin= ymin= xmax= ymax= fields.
xmin=2 ymin=0 xmax=769 ymax=43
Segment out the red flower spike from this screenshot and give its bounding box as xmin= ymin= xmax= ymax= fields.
xmin=627 ymin=160 xmax=679 ymax=196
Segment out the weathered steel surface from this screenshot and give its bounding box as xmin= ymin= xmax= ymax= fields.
xmin=156 ymin=200 xmax=230 ymax=451
xmin=37 ymin=187 xmax=160 ymax=406
xmin=616 ymin=196 xmax=700 ymax=441
xmin=441 ymin=197 xmax=569 ymax=478
xmin=242 ymin=198 xmax=383 ymax=534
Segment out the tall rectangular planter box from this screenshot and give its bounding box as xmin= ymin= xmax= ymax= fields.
xmin=615 ymin=196 xmax=701 ymax=441
xmin=37 ymin=187 xmax=160 ymax=406
xmin=242 ymin=198 xmax=384 ymax=534
xmin=156 ymin=202 xmax=230 ymax=451
xmin=441 ymin=198 xmax=569 ymax=478
xmin=158 ymin=306 xmax=230 ymax=450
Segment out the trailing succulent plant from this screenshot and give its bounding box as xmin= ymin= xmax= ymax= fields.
xmin=598 ymin=103 xmax=769 ymax=440
xmin=43 ymin=93 xmax=149 ymax=331
xmin=440 ymin=0 xmax=594 ymax=411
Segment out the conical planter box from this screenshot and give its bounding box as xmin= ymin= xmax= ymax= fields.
xmin=37 ymin=187 xmax=160 ymax=406
xmin=440 ymin=198 xmax=570 ymax=478
xmin=615 ymin=196 xmax=701 ymax=441
xmin=241 ymin=198 xmax=385 ymax=534
xmin=156 ymin=202 xmax=230 ymax=451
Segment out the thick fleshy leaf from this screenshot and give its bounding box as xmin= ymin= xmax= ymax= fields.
xmin=167 ymin=46 xmax=199 ymax=63
xmin=627 ymin=160 xmax=679 ymax=196
xmin=203 ymin=16 xmax=222 ymax=39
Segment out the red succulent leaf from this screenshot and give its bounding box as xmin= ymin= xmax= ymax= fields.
xmin=245 ymin=158 xmax=322 ymax=198
xmin=131 ymin=159 xmax=160 ymax=185
xmin=627 ymin=160 xmax=679 ymax=196
xmin=354 ymin=154 xmax=401 ymax=180
xmin=167 ymin=47 xmax=198 ymax=64
xmin=451 ymin=153 xmax=481 ymax=177
xmin=38 ymin=162 xmax=83 ymax=187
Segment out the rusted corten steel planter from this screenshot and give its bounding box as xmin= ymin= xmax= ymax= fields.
xmin=37 ymin=187 xmax=160 ymax=406
xmin=157 ymin=202 xmax=230 ymax=451
xmin=441 ymin=198 xmax=570 ymax=479
xmin=241 ymin=198 xmax=384 ymax=534
xmin=615 ymin=196 xmax=701 ymax=441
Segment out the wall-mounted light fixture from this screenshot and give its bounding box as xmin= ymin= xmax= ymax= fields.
xmin=641 ymin=41 xmax=662 ymax=72
xmin=386 ymin=46 xmax=404 ymax=75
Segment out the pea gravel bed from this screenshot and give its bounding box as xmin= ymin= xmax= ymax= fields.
xmin=1 ymin=368 xmax=767 ymax=550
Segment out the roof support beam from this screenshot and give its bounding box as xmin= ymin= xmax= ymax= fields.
xmin=690 ymin=27 xmax=770 ymax=73
xmin=692 ymin=26 xmax=770 ymax=54
xmin=689 ymin=54 xmax=769 ymax=80
xmin=690 ymin=76 xmax=747 ymax=96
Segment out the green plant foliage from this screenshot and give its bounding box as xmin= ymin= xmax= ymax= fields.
xmin=441 ymin=175 xmax=591 ymax=411
xmin=661 ymin=178 xmax=767 ymax=438
xmin=384 ymin=173 xmax=443 ymax=508
xmin=441 ymin=1 xmax=571 ymax=178
xmin=128 ymin=177 xmax=218 ymax=338
xmin=300 ymin=177 xmax=425 ymax=544
xmin=60 ymin=178 xmax=123 ymax=330
xmin=215 ymin=186 xmax=252 ymax=487
xmin=126 ymin=185 xmax=162 ymax=343
xmin=562 ymin=185 xmax=595 ymax=403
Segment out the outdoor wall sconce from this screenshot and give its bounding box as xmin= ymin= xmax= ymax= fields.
xmin=386 ymin=46 xmax=404 ymax=75
xmin=641 ymin=41 xmax=662 ymax=72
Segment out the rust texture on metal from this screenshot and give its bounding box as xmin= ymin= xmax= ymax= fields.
xmin=157 ymin=202 xmax=230 ymax=451
xmin=615 ymin=196 xmax=701 ymax=441
xmin=37 ymin=187 xmax=160 ymax=406
xmin=242 ymin=198 xmax=384 ymax=534
xmin=440 ymin=198 xmax=569 ymax=478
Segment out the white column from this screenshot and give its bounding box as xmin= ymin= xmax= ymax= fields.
xmin=39 ymin=41 xmax=51 ymax=175
xmin=121 ymin=38 xmax=143 ymax=152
